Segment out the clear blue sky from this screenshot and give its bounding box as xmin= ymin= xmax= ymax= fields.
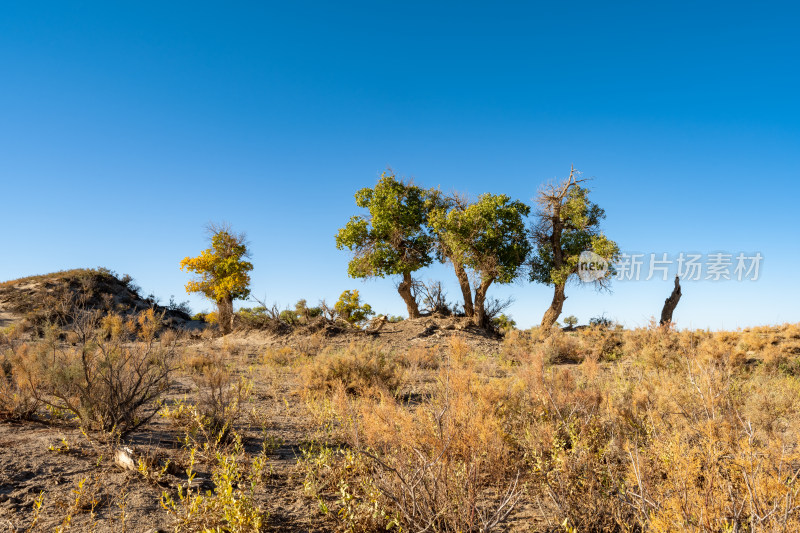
xmin=2 ymin=1 xmax=798 ymax=329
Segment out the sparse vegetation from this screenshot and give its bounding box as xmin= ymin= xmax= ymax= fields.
xmin=11 ymin=307 xmax=176 ymax=436
xmin=2 ymin=285 xmax=800 ymax=530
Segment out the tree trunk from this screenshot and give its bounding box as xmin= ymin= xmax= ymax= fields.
xmin=540 ymin=284 xmax=567 ymax=330
xmin=453 ymin=262 xmax=475 ymax=317
xmin=397 ymin=271 xmax=421 ymax=318
xmin=217 ymin=295 xmax=234 ymax=335
xmin=660 ymin=275 xmax=682 ymax=327
xmin=473 ymin=278 xmax=493 ymax=328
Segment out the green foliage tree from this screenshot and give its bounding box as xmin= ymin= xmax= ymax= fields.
xmin=530 ymin=167 xmax=619 ymax=330
xmin=180 ymin=224 xmax=253 ymax=334
xmin=430 ymin=193 xmax=531 ymax=328
xmin=336 ymin=172 xmax=433 ymax=318
xmin=564 ymin=315 xmax=579 ymax=328
xmin=492 ymin=313 xmax=516 ymax=332
xmin=334 ymin=290 xmax=375 ymax=325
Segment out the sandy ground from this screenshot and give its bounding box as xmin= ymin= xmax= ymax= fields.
xmin=0 ymin=360 xmax=334 ymax=532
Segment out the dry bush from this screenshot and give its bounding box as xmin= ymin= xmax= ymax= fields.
xmin=181 ymin=348 xmax=217 ymax=374
xmin=539 ymin=328 xmax=583 ymax=364
xmin=292 ymin=332 xmax=329 ymax=357
xmin=499 ymin=328 xmax=535 ymax=363
xmin=302 ymin=343 xmax=403 ymax=397
xmin=395 ymin=344 xmax=440 ymax=370
xmin=193 ymin=360 xmax=251 ymax=434
xmin=303 ymin=345 xmax=523 ymax=532
xmin=14 ymin=309 xmax=176 ymax=436
xmin=262 ymin=345 xmax=300 ymax=367
xmin=508 ymin=358 xmax=639 ymax=530
xmin=298 ymin=324 xmax=800 ymax=531
xmin=164 ymin=354 xmax=252 ymax=452
xmin=622 ymin=322 xmax=685 ymax=370
xmin=579 ymin=324 xmax=624 ymax=361
xmin=515 ymin=325 xmax=800 ymax=531
xmin=626 ymin=348 xmax=800 ymax=531
xmin=300 ymin=441 xmax=392 ymax=531
xmin=0 ymin=327 xmax=41 ymax=420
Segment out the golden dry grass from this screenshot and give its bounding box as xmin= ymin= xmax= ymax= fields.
xmin=3 ymin=319 xmax=800 ymax=531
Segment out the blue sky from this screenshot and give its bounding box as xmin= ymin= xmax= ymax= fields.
xmin=2 ymin=1 xmax=798 ymax=329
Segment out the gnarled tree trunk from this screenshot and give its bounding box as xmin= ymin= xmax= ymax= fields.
xmin=540 ymin=284 xmax=566 ymax=330
xmin=398 ymin=271 xmax=421 ymax=318
xmin=660 ymin=275 xmax=682 ymax=327
xmin=473 ymin=278 xmax=493 ymax=328
xmin=453 ymin=261 xmax=475 ymax=317
xmin=217 ymin=295 xmax=234 ymax=335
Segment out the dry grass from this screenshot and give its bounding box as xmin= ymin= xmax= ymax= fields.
xmin=4 ymin=314 xmax=800 ymax=531
xmin=299 ymin=325 xmax=800 ymax=532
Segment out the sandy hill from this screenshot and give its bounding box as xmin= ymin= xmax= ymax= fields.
xmin=0 ymin=268 xmax=194 ymax=330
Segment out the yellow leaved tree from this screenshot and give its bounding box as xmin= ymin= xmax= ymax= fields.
xmin=180 ymin=224 xmax=253 ymax=334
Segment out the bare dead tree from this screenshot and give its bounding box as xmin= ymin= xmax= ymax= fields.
xmin=418 ymin=280 xmax=453 ymax=316
xmin=483 ymin=296 xmax=515 ymax=322
xmin=660 ymin=275 xmax=682 ymax=327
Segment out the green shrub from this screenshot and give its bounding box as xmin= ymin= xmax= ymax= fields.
xmin=334 ymin=290 xmax=375 ymax=325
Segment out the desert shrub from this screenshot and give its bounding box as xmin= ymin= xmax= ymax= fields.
xmin=181 ymin=348 xmax=217 ymax=373
xmin=395 ymin=345 xmax=440 ymax=370
xmin=627 ymin=350 xmax=800 ymax=531
xmin=16 ymin=309 xmax=176 ymax=436
xmin=235 ymin=305 xmax=291 ymax=333
xmin=297 ymin=320 xmax=800 ymax=531
xmin=540 ymin=328 xmax=583 ymax=364
xmin=161 ymin=436 xmax=268 ymax=531
xmin=334 ymin=290 xmax=375 ymax=325
xmin=499 ymin=328 xmax=539 ymax=364
xmin=589 ymin=315 xmax=615 ymax=328
xmin=491 ymin=313 xmax=516 ymax=332
xmin=579 ymin=324 xmax=624 ymax=361
xmin=166 ymin=353 xmax=252 ymax=451
xmin=509 ymin=327 xmax=800 ymax=531
xmin=305 ymin=350 xmax=524 ymax=532
xmin=623 ymin=322 xmax=683 ymax=370
xmin=262 ymin=346 xmax=300 ymax=367
xmin=418 ymin=280 xmax=455 ymax=316
xmin=193 ymin=362 xmax=251 ymax=435
xmin=0 ymin=329 xmax=41 ymax=420
xmin=513 ymin=363 xmax=639 ymax=530
xmin=300 ymin=442 xmax=394 ymax=531
xmin=279 ymin=309 xmax=299 ymax=325
xmin=303 ymin=343 xmax=402 ymax=397
xmin=290 ymin=333 xmax=328 ymax=358
xmin=762 ymin=345 xmax=800 ymax=376
xmin=166 ymin=295 xmax=192 ymax=316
